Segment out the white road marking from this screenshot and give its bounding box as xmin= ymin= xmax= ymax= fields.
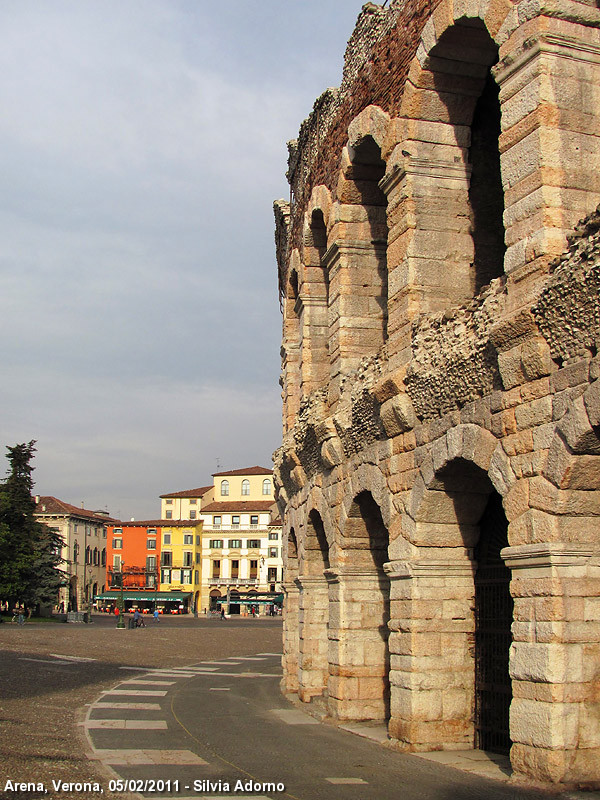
xmin=122 ymin=679 xmax=175 ymax=685
xmin=20 ymin=657 xmax=71 ymax=665
xmin=92 ymin=749 xmax=206 ymax=765
xmin=326 ymin=778 xmax=367 ymax=784
xmin=101 ymin=689 xmax=168 ymax=696
xmin=85 ymin=719 xmax=168 ymax=729
xmin=93 ymin=702 xmax=162 ymax=710
xmin=209 ymin=688 xmax=231 ymax=691
xmin=50 ymin=653 xmax=96 ymax=662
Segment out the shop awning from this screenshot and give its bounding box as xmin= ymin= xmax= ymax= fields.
xmin=94 ymin=591 xmax=191 ymax=602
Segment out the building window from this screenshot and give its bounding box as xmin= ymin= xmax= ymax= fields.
xmin=195 ymin=552 xmax=200 ymax=564
xmin=221 ymin=480 xmax=229 ymax=496
xmin=93 ymin=547 xmax=99 ymax=565
xmin=247 ymin=539 xmax=260 ymax=549
xmin=183 ymin=551 xmax=193 ymax=567
xmin=163 ymin=533 xmax=171 ymax=544
xmin=113 ymin=538 xmax=122 ymax=550
xmin=212 ymin=560 xmax=221 ymax=579
xmin=161 ymin=552 xmax=172 ymax=567
xmin=165 ymin=510 xmax=172 ymax=519
xmin=249 ymin=559 xmax=258 ymax=579
xmin=210 ymin=539 xmax=223 ymax=549
xmin=196 ymin=535 xmax=200 ymax=546
xmin=147 ymin=574 xmax=156 ymax=588
xmin=113 ymin=554 xmax=122 ymax=570
xmin=190 ymin=498 xmax=197 ymax=505
xmin=262 ymin=479 xmax=271 ymax=495
xmin=194 ymin=570 xmax=199 ymax=584
xmin=242 ymin=479 xmax=250 ymax=495
xmin=85 ymin=546 xmax=91 ymax=565
xmin=73 ymin=542 xmax=79 ymax=563
xmin=101 ymin=548 xmax=106 ymax=566
xmin=183 ymin=534 xmax=193 ymax=545
xmin=147 ymin=539 xmax=156 ymax=550
xmin=229 ymin=539 xmax=242 ymax=549
xmin=113 ymin=528 xmax=122 ymax=535
xmin=189 ymin=510 xmax=197 ymax=519
xmin=231 ymin=559 xmax=239 ymax=578
xmin=147 ymin=528 xmax=157 ymax=535
xmin=232 ymin=515 xmax=240 ymax=528
xmin=161 ymin=568 xmax=171 ymax=583
xmin=213 ymin=516 xmax=221 ymax=529
xmin=268 ymin=567 xmax=278 ymax=582
xmin=182 ymin=569 xmax=192 ymax=584
xmin=268 ymin=532 xmax=279 ymax=540
xmin=166 ymin=499 xmax=173 ymax=504
xmin=147 ymin=556 xmax=156 ymax=571
xmin=250 ymin=515 xmax=259 ymax=527
xmin=269 ymin=547 xmax=278 ymax=558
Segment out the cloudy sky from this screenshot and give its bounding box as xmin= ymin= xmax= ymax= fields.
xmin=0 ymin=1 xmax=364 ymax=519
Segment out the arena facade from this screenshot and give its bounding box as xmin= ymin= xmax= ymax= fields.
xmin=273 ymin=0 xmax=600 ymax=788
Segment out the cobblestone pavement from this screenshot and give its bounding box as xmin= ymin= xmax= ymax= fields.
xmin=0 ymin=615 xmax=283 ymax=800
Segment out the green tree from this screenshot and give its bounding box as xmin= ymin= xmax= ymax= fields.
xmin=0 ymin=441 xmax=65 ymax=611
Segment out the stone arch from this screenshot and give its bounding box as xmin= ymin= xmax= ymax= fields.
xmin=297 ymin=509 xmax=331 ymax=704
xmin=328 ymin=489 xmax=391 ymax=722
xmin=389 ymin=453 xmax=513 ymax=752
xmin=283 ymin=526 xmax=300 ymax=693
xmin=300 ymin=199 xmax=330 ymax=393
xmin=281 ymin=250 xmax=303 ymax=429
xmin=342 ymin=461 xmax=396 ymax=535
xmin=545 ymin=380 xmax=600 ymax=491
xmin=347 ymin=105 xmax=391 ymax=159
xmin=391 ymin=16 xmax=504 ymax=312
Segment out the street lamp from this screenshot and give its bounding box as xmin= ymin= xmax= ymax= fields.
xmin=116 ymin=562 xmax=125 ymax=629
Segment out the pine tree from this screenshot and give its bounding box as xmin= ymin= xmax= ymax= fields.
xmin=0 ymin=441 xmax=65 ymax=611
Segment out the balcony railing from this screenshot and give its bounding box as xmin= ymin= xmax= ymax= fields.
xmin=203 ymin=524 xmax=268 ymax=532
xmin=208 ymin=578 xmax=260 ymax=586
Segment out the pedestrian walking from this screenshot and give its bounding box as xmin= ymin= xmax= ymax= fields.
xmin=133 ymin=609 xmax=145 ymax=627
xmin=153 ymin=609 xmax=159 ymax=623
xmin=220 ymin=607 xmax=226 ymax=620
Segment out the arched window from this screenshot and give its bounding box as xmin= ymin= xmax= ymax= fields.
xmin=85 ymin=546 xmax=91 ymax=565
xmin=221 ymin=480 xmax=229 ymax=497
xmin=241 ymin=479 xmax=250 ymax=496
xmin=101 ymin=548 xmax=106 ymax=566
xmin=73 ymin=542 xmax=79 ymax=563
xmin=262 ymin=479 xmax=271 ymax=495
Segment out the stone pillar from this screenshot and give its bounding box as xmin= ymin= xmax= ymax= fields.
xmin=281 ymin=341 xmax=300 ymax=432
xmin=494 ymin=26 xmax=600 ymax=312
xmin=282 ymin=579 xmax=300 ymax=693
xmin=297 ymin=575 xmax=330 ymax=703
xmin=502 ymin=543 xmax=600 ymax=787
xmin=381 ymin=153 xmax=474 ymax=369
xmin=386 ymin=558 xmax=476 ymax=751
xmin=326 ymin=567 xmax=390 ymax=721
xmin=298 ymin=295 xmax=329 ymax=395
xmin=324 ymin=233 xmax=387 ymax=401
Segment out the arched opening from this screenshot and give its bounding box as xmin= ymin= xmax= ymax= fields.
xmin=283 ymin=527 xmax=301 ymax=693
xmin=300 ymin=209 xmax=330 ymax=392
xmin=329 ymin=491 xmax=390 ymax=721
xmin=282 ymin=267 xmax=302 ymax=428
xmin=209 ymin=589 xmax=221 ymax=612
xmin=430 ymin=20 xmax=505 ymax=299
xmin=396 ymin=458 xmax=513 ymax=751
xmin=474 ymin=490 xmax=513 ymax=753
xmin=298 ymin=510 xmax=330 ymax=704
xmin=347 ymin=136 xmax=388 ymax=346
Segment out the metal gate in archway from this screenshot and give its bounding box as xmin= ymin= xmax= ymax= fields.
xmin=474 ymin=491 xmax=513 ymax=754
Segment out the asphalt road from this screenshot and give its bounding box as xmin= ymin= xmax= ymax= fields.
xmin=84 ymin=652 xmax=558 ymax=800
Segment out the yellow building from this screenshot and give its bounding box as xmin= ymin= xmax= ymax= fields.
xmin=160 ymin=467 xmax=283 ymax=615
xmin=158 ymin=521 xmax=203 ymax=613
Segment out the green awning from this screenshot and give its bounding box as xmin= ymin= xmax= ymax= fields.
xmin=94 ymin=591 xmax=191 ymax=602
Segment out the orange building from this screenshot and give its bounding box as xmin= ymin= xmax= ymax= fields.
xmin=97 ymin=519 xmax=202 ymax=613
